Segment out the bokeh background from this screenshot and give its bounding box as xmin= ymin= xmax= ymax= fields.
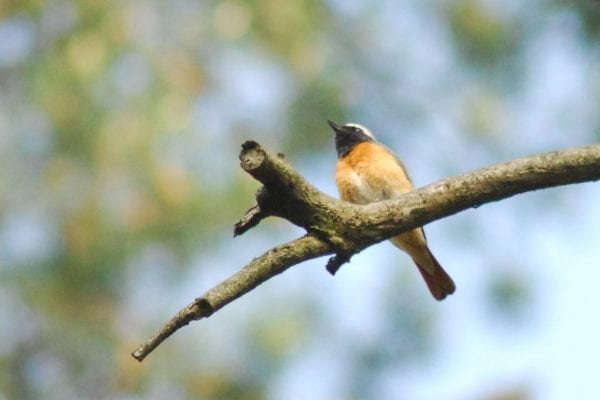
xmin=1 ymin=0 xmax=599 ymax=399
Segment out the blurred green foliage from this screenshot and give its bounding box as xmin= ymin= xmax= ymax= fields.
xmin=560 ymin=0 xmax=600 ymax=37
xmin=448 ymin=0 xmax=519 ymax=66
xmin=0 ymin=0 xmax=599 ymax=399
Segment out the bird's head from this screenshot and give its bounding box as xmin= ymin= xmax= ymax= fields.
xmin=328 ymin=120 xmax=376 ymax=159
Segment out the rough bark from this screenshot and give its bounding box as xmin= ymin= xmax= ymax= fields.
xmin=131 ymin=142 xmax=600 ymax=361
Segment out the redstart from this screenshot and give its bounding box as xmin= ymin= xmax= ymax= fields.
xmin=329 ymin=120 xmax=455 ymax=300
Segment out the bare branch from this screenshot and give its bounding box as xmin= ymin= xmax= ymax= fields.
xmin=238 ymin=142 xmax=600 ymax=247
xmin=361 ymin=144 xmax=600 ymax=241
xmin=131 ymin=234 xmax=332 ymax=361
xmin=233 ymin=187 xmax=277 ymax=236
xmin=132 ymin=142 xmax=600 ymax=361
xmin=233 ymin=203 xmax=263 ymax=237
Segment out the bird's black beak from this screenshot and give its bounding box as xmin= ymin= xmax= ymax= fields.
xmin=328 ymin=120 xmax=343 ymax=133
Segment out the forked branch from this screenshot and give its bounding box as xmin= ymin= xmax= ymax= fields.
xmin=131 ymin=142 xmax=600 ymax=361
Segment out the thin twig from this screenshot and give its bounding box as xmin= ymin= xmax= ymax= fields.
xmin=233 ymin=204 xmax=263 ymax=237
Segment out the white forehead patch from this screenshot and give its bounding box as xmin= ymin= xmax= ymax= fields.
xmin=345 ymin=123 xmax=376 ymax=140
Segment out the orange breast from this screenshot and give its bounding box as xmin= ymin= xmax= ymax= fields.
xmin=336 ymin=142 xmax=413 ymax=204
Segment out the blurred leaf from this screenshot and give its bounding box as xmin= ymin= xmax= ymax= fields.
xmin=460 ymin=86 xmax=508 ymax=138
xmin=486 ymin=270 xmax=532 ymax=324
xmin=248 ymin=0 xmax=328 ymax=62
xmin=448 ymin=0 xmax=520 ymax=66
xmin=286 ymin=79 xmax=346 ymax=153
xmin=557 ymin=0 xmax=600 ymax=38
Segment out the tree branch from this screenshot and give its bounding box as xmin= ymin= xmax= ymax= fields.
xmin=131 ymin=234 xmax=333 ymax=361
xmin=132 ymin=142 xmax=600 ymax=361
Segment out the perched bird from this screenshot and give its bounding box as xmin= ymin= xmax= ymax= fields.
xmin=328 ymin=120 xmax=455 ymax=300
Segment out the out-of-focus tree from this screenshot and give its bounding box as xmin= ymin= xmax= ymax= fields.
xmin=0 ymin=1 xmax=598 ymax=399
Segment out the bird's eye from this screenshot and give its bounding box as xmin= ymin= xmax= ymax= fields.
xmin=353 ymin=127 xmax=361 ymax=132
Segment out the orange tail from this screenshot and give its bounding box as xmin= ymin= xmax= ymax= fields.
xmin=415 ymin=249 xmax=455 ymax=301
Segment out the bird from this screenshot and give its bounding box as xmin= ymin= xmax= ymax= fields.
xmin=328 ymin=120 xmax=455 ymax=300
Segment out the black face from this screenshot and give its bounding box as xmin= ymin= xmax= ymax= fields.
xmin=328 ymin=120 xmax=374 ymax=159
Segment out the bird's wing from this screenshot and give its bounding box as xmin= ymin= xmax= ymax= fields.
xmin=381 ymin=147 xmax=427 ymax=241
xmin=390 ymin=149 xmax=413 ymax=186
xmin=374 ymin=146 xmax=414 ymax=199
